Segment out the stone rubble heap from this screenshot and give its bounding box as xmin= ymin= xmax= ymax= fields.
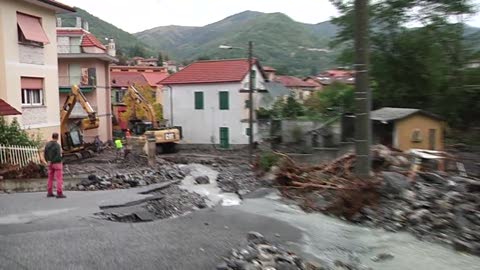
xmin=75 ymin=164 xmax=186 ymax=191
xmin=354 ymin=171 xmax=480 ymax=256
xmin=217 ymin=232 xmax=368 ymax=270
xmin=274 ymin=145 xmax=480 ymax=256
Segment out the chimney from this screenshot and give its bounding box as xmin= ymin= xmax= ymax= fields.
xmin=56 ymin=17 xmax=62 ymax=27
xmin=107 ymin=39 xmax=116 ymax=57
xmin=75 ymin=17 xmax=82 ymax=28
xmin=83 ymin=21 xmax=89 ymax=32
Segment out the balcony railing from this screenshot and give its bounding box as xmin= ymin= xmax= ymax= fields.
xmin=57 ymin=45 xmax=82 ymax=54
xmin=59 ymin=75 xmax=96 ymax=87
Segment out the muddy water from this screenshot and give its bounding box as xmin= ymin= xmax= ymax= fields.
xmin=179 ymin=164 xmax=241 ymax=207
xmin=237 ymin=191 xmax=480 ymax=270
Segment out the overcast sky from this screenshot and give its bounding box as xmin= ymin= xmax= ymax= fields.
xmin=60 ymin=0 xmax=480 ymax=33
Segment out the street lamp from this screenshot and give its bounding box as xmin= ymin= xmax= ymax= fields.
xmin=219 ymin=42 xmax=254 ymax=162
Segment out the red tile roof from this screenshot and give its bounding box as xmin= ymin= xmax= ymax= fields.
xmin=275 ymin=76 xmax=318 ymax=88
xmin=318 ymin=69 xmax=354 ymax=78
xmin=81 ymin=32 xmax=106 ymax=50
xmin=0 ymin=99 xmax=21 ymax=116
xmin=56 ymin=28 xmax=106 ymax=50
xmin=111 ymin=71 xmax=149 ymax=88
xmin=160 ymin=59 xmax=259 ymax=85
xmin=142 ymin=72 xmax=169 ymax=86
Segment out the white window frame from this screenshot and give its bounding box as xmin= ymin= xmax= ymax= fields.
xmin=21 ymin=88 xmax=44 ymax=106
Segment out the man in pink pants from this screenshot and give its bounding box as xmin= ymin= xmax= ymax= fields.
xmin=44 ymin=132 xmax=66 ymax=198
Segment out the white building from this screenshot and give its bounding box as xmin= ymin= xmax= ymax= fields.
xmin=160 ymin=59 xmax=269 ymax=148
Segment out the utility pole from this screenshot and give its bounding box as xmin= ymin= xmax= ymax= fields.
xmin=248 ymin=41 xmax=254 ymax=162
xmin=354 ymin=0 xmax=371 ymax=178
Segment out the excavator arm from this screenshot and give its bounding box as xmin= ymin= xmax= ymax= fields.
xmin=126 ymin=85 xmax=159 ymax=129
xmin=60 ymin=85 xmax=99 ymax=151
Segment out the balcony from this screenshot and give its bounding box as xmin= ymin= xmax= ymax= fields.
xmin=57 ymin=45 xmax=82 ymax=54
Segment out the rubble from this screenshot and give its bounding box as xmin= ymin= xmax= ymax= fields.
xmin=272 ymin=145 xmax=480 ymax=256
xmin=217 ymin=232 xmax=369 ymax=270
xmin=0 ymin=162 xmax=47 ymax=179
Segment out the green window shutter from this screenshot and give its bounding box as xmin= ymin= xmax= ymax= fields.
xmin=246 ymin=128 xmax=251 ymax=136
xmin=219 ymin=91 xmax=229 ymax=110
xmin=251 ymin=70 xmax=256 ymax=89
xmin=194 ymin=91 xmax=204 ymax=109
xmin=244 ymin=99 xmax=251 ymax=108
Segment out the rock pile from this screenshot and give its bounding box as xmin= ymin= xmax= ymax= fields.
xmin=354 ymin=172 xmax=480 ymax=256
xmin=273 ymin=145 xmax=480 ymax=256
xmin=217 ymin=232 xmax=368 ymax=270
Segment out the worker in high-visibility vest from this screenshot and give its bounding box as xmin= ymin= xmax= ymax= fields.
xmin=114 ymin=137 xmax=123 ymax=159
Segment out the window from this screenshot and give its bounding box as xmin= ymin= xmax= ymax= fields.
xmin=219 ymin=91 xmax=229 ymax=110
xmin=246 ymin=128 xmax=252 ymax=136
xmin=194 ymin=91 xmax=204 ymax=110
xmin=21 ymin=77 xmax=44 ymax=106
xmin=17 ymin=12 xmax=49 ymax=46
xmin=411 ymin=129 xmax=423 ymax=142
xmin=251 ymin=70 xmax=256 ymax=89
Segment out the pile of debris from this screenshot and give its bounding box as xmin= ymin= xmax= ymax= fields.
xmin=217 ymin=232 xmax=368 ymax=270
xmin=96 ymin=180 xmax=207 ymax=222
xmin=0 ymin=162 xmax=47 ymax=179
xmin=273 ymin=145 xmax=480 ymax=256
xmin=74 ymin=163 xmax=186 ymax=191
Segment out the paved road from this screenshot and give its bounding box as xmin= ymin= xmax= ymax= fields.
xmin=0 ymin=188 xmax=479 ymax=270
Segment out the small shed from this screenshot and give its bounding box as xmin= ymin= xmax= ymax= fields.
xmin=370 ymin=107 xmax=445 ymax=151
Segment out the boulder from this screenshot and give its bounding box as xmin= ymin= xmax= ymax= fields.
xmin=194 ymin=175 xmax=210 ymax=185
xmin=247 ymin=231 xmax=266 ymax=245
xmin=381 ymin=172 xmax=410 ymax=195
xmin=464 ymin=179 xmax=480 ymax=193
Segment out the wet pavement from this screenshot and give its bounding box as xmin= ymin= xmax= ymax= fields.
xmin=0 ymin=187 xmax=479 ymax=269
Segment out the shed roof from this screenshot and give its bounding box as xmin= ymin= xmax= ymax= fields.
xmin=370 ymin=107 xmax=443 ymax=122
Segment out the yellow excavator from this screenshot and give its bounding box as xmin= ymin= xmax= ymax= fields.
xmin=60 ymin=85 xmax=100 ymax=161
xmin=125 ymin=85 xmax=181 ymax=153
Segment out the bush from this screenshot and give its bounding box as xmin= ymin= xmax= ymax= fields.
xmin=259 ymin=151 xmax=280 ymax=171
xmin=0 ymin=117 xmax=40 ymax=146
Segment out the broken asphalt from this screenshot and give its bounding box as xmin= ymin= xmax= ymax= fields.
xmin=0 ymin=187 xmax=479 ymax=270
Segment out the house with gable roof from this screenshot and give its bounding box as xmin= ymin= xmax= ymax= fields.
xmin=159 ymin=58 xmax=269 ymax=148
xmin=56 ymin=17 xmax=118 ymax=142
xmin=0 ymin=0 xmax=75 ymax=141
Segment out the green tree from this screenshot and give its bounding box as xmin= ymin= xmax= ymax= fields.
xmin=0 ymin=118 xmax=40 ymax=146
xmin=282 ymin=95 xmax=304 ymax=118
xmin=330 ymin=0 xmax=477 ymax=128
xmin=305 ymin=82 xmax=354 ymax=114
xmin=157 ymin=52 xmax=164 ymax=66
xmin=121 ymin=85 xmax=162 ymax=122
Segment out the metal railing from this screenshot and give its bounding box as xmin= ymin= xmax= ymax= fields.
xmin=0 ymin=144 xmax=41 ymax=168
xmin=59 ymin=76 xmax=96 ymax=87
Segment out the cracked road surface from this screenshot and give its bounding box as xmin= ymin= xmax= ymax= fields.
xmin=1 ymin=188 xmax=479 ymax=270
